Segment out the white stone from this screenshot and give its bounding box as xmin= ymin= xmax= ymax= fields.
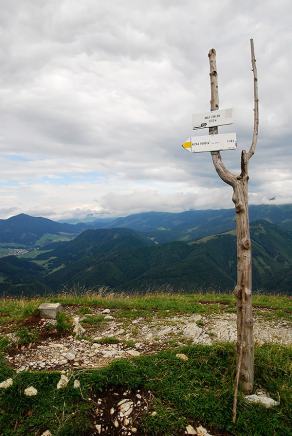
xmin=102 ymin=309 xmax=111 ymax=314
xmin=95 ymin=424 xmax=102 ymax=434
xmin=131 ymin=428 xmax=137 ymax=433
xmin=176 ymin=353 xmax=189 ymax=362
xmin=127 ymin=350 xmax=140 ymax=357
xmin=40 ymin=431 xmax=52 ymax=436
xmin=116 ymin=329 xmax=125 ymax=335
xmin=73 ymin=379 xmax=80 ymax=389
xmin=118 ymin=399 xmax=134 ymax=417
xmin=57 ymin=374 xmax=69 ymax=389
xmin=38 ymin=303 xmax=62 ymax=319
xmin=73 ymin=317 xmax=85 ymax=337
xmin=104 ymin=315 xmax=114 ymax=320
xmin=24 ymin=386 xmax=38 ymax=397
xmin=65 ymin=352 xmax=75 ymax=361
xmin=244 ymin=393 xmax=280 ymax=408
xmin=102 ymin=350 xmax=118 ymax=358
xmin=185 ymin=424 xmax=196 ymax=435
xmin=196 ymin=425 xmax=213 ymax=436
xmin=0 ymin=378 xmax=13 ymax=389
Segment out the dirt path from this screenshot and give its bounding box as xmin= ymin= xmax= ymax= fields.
xmin=4 ymin=308 xmax=291 ymax=372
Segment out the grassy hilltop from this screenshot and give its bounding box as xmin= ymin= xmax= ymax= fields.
xmin=0 ymin=292 xmax=291 ymax=435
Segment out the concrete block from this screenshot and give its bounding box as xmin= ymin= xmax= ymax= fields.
xmin=38 ymin=303 xmax=62 ymax=319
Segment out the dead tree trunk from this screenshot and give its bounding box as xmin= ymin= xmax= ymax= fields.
xmin=208 ymin=40 xmax=259 ymax=398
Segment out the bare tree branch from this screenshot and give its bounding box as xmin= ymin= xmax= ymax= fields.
xmin=208 ymin=48 xmax=237 ymax=186
xmin=211 ymin=152 xmax=236 ymax=187
xmin=246 ymin=38 xmax=259 ymax=160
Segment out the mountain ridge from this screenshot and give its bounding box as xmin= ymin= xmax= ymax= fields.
xmin=1 ymin=203 xmax=292 ymax=246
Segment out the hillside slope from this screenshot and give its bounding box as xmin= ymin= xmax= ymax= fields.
xmin=1 ymin=220 xmax=290 ymax=295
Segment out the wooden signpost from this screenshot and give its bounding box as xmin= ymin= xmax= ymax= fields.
xmin=182 ymin=132 xmax=236 ymax=153
xmin=192 ymin=108 xmax=233 ymax=130
xmin=181 ymin=39 xmax=259 ymax=422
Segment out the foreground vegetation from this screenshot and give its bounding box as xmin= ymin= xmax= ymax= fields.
xmin=0 ymin=343 xmax=291 ymax=435
xmin=0 ymin=292 xmax=291 ymax=435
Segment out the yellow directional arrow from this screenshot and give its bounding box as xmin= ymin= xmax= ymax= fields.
xmin=182 ymin=140 xmax=192 ymax=150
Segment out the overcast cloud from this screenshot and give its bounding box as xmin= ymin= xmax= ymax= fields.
xmin=0 ymin=0 xmax=291 ymax=220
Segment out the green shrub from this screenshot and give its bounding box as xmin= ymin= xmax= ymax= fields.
xmin=0 ymin=336 xmax=10 ymax=352
xmin=56 ymin=312 xmax=72 ymax=334
xmin=16 ymin=327 xmax=39 ymax=345
xmin=81 ymin=314 xmax=104 ymax=325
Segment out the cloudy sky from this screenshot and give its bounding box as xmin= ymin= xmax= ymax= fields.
xmin=0 ymin=0 xmax=291 ymax=221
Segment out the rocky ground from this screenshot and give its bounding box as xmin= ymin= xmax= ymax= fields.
xmin=3 ymin=306 xmax=291 ymax=372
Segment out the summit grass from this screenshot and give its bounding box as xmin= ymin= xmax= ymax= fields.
xmin=0 ymin=291 xmax=291 ymax=324
xmin=0 ymin=292 xmax=291 ymax=435
xmin=0 ymin=343 xmax=291 ymax=435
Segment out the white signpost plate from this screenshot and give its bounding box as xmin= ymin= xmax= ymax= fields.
xmin=192 ymin=108 xmax=233 ymax=130
xmin=182 ymin=133 xmax=237 ymax=153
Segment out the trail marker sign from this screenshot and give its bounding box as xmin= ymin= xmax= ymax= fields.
xmin=182 ymin=132 xmax=237 ymax=153
xmin=192 ymin=108 xmax=233 ymax=130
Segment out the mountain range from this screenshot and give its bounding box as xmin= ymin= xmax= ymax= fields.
xmin=0 ymin=203 xmax=292 ymax=246
xmin=0 ymin=205 xmax=291 ymax=295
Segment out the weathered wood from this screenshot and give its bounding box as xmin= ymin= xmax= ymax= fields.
xmin=208 ymin=41 xmax=259 ymax=404
xmin=208 ymin=49 xmax=237 ymax=188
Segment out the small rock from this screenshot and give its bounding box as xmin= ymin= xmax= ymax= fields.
xmin=57 ymin=374 xmax=69 ymax=389
xmin=65 ymin=352 xmax=75 ymax=361
xmin=176 ymin=353 xmax=189 ymax=362
xmin=131 ymin=428 xmax=137 ymax=433
xmin=95 ymin=424 xmax=102 ymax=434
xmin=24 ymin=386 xmax=38 ymax=397
xmin=113 ymin=419 xmax=119 ymax=428
xmin=118 ymin=399 xmax=134 ymax=417
xmin=73 ymin=379 xmax=80 ymax=389
xmin=135 ymin=343 xmax=142 ymax=349
xmin=40 ymin=431 xmax=52 ymax=436
xmin=110 ymin=407 xmax=115 ymax=415
xmin=102 ymin=309 xmax=111 ymax=314
xmin=38 ymin=303 xmax=62 ymax=319
xmin=132 ymin=319 xmax=140 ymax=324
xmin=244 ymin=393 xmax=280 ymax=408
xmin=0 ymin=378 xmax=13 ymax=389
xmin=151 ymin=411 xmax=157 ymax=416
xmin=102 ymin=350 xmax=118 ymax=358
xmin=185 ymin=424 xmax=196 ymax=435
xmin=116 ymin=329 xmax=125 ymax=335
xmin=196 ymin=425 xmax=213 ymax=436
xmin=127 ymin=350 xmax=140 ymax=357
xmin=73 ymin=316 xmax=85 ymax=337
xmin=104 ymin=315 xmax=114 ymax=320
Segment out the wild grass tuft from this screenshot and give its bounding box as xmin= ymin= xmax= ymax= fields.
xmin=56 ymin=312 xmax=72 ymax=334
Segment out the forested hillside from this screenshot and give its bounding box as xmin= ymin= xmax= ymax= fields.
xmin=0 ymin=220 xmax=291 ymax=295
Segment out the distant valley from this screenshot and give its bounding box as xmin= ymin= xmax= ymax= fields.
xmin=0 ymin=204 xmax=291 ymax=295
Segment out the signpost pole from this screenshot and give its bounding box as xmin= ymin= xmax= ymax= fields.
xmin=207 ymin=41 xmax=259 ymax=420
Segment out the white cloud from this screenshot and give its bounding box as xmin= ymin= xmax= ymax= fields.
xmin=0 ymin=0 xmax=291 ymax=219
